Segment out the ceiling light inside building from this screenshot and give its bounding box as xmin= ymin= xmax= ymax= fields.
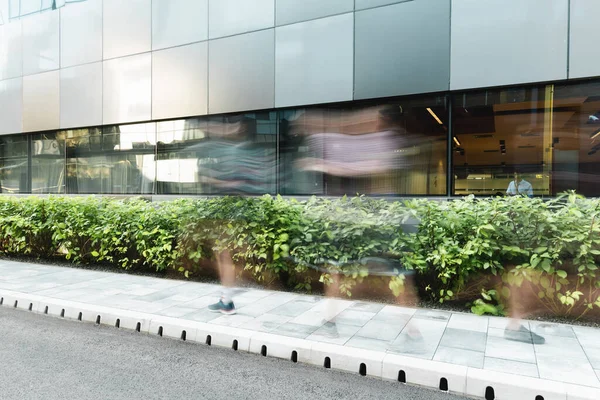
xmin=427 ymin=108 xmax=443 ymax=125
xmin=453 ymin=137 xmax=461 ymax=146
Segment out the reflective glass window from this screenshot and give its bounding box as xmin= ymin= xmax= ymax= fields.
xmin=31 ymin=131 xmax=65 ymax=193
xmin=156 ymin=113 xmax=277 ymax=195
xmin=452 ymin=86 xmax=553 ymax=197
xmin=64 ymin=123 xmax=156 ymax=194
xmin=553 ymin=81 xmax=600 ymax=197
xmin=0 ymin=134 xmax=28 ymax=193
xmin=279 ymin=97 xmax=448 ymax=196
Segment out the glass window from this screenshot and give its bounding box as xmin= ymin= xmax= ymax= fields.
xmin=553 ymin=81 xmax=600 ymax=197
xmin=64 ymin=123 xmax=156 ymax=194
xmin=279 ymin=96 xmax=448 ymax=196
xmin=31 ymin=131 xmax=65 ymax=193
xmin=0 ymin=134 xmax=28 ymax=193
xmin=156 ymin=112 xmax=277 ymax=195
xmin=452 ymin=86 xmax=552 ymax=197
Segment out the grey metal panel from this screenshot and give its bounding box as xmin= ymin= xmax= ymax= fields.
xmin=355 ymin=0 xmax=411 ymax=10
xmin=152 ymin=0 xmax=208 ymax=50
xmin=60 ymin=0 xmax=102 ymax=68
xmin=354 ymin=1 xmax=450 ymax=99
xmin=103 ymin=53 xmax=152 ymax=125
xmin=23 ymin=70 xmax=60 ymax=132
xmin=0 ymin=77 xmax=22 ymax=134
xmin=208 ymin=29 xmax=274 ymax=114
xmin=275 ymin=0 xmax=353 ymax=26
xmin=569 ymin=0 xmax=600 ymax=79
xmin=152 ymin=42 xmax=208 ymax=120
xmin=275 ymin=13 xmax=353 ymax=107
xmin=60 ymin=62 xmax=102 ymax=129
xmin=208 ymin=0 xmax=274 ymax=39
xmin=0 ymin=21 xmax=22 ymax=80
xmin=450 ymin=0 xmax=568 ymax=90
xmin=103 ymin=0 xmax=151 ymax=59
xmin=22 ymin=10 xmax=59 ymax=76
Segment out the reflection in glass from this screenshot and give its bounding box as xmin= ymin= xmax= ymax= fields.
xmin=553 ymin=81 xmax=600 ymax=197
xmin=279 ymin=98 xmax=448 ymax=196
xmin=65 ymin=123 xmax=156 ymax=194
xmin=0 ymin=134 xmax=28 ymax=193
xmin=452 ymin=86 xmax=552 ymax=197
xmin=31 ymin=131 xmax=64 ymax=193
xmin=156 ymin=113 xmax=277 ymax=195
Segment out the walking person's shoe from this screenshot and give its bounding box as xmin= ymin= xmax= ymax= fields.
xmin=208 ymin=299 xmax=236 ymax=315
xmin=504 ymin=325 xmax=545 ymax=344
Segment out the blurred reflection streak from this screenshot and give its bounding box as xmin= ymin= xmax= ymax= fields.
xmin=158 ymin=116 xmax=276 ymax=195
xmin=290 ymin=106 xmax=425 ymax=188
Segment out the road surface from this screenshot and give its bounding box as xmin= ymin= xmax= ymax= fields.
xmin=0 ymin=307 xmax=469 ymax=400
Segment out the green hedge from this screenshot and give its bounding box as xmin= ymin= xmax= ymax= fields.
xmin=0 ymin=193 xmax=598 ymax=318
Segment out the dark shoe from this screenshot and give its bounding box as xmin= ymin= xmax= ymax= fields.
xmin=504 ymin=325 xmax=545 ymax=345
xmin=320 ymin=321 xmax=339 ymax=338
xmin=208 ymin=299 xmax=236 ymax=315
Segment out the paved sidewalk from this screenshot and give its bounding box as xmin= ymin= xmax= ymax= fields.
xmin=1 ymin=259 xmax=599 ymax=397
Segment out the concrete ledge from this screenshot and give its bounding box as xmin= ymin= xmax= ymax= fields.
xmin=382 ymin=353 xmax=468 ymax=394
xmin=2 ymin=289 xmax=600 ymax=400
xmin=466 ymin=367 xmax=567 ymax=400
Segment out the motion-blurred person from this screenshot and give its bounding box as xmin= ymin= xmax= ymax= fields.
xmin=208 ymin=250 xmax=237 ymax=314
xmin=291 ymin=105 xmax=422 ymax=195
xmin=204 ymin=117 xmax=275 ymax=314
xmin=191 ymin=116 xmax=276 ymax=195
xmin=502 ymin=270 xmax=545 ymax=344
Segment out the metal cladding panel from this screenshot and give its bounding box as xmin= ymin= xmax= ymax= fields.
xmin=103 ymin=53 xmax=152 ymax=125
xmin=23 ymin=70 xmax=60 ymax=132
xmin=208 ymin=0 xmax=274 ymax=39
xmin=569 ymin=0 xmax=600 ymax=79
xmin=60 ymin=62 xmax=102 ymax=129
xmin=0 ymin=21 xmax=23 ymax=80
xmin=103 ymin=0 xmax=151 ymax=59
xmin=208 ymin=29 xmax=275 ymax=114
xmin=275 ymin=13 xmax=354 ymax=107
xmin=450 ymin=0 xmax=568 ymax=90
xmin=22 ymin=10 xmax=59 ymax=76
xmin=354 ymin=0 xmax=450 ymax=99
xmin=152 ymin=0 xmax=208 ymax=50
xmin=275 ymin=0 xmax=353 ymax=26
xmin=60 ymin=0 xmax=103 ymax=68
xmin=152 ymin=42 xmax=208 ymax=120
xmin=0 ymin=77 xmax=23 ymax=134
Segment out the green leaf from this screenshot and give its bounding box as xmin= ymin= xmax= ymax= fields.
xmin=556 ymin=270 xmax=568 ymax=279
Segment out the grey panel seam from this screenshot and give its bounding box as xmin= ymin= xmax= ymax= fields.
xmin=208 ymin=26 xmax=274 ymax=42
xmin=276 ymin=10 xmax=355 ymax=28
xmin=567 ymin=0 xmax=571 ymax=78
xmin=207 ymin=0 xmax=210 ymax=115
xmin=273 ymin=0 xmax=276 ymax=108
xmin=101 ymin=0 xmax=104 ymax=126
xmin=352 ymin=0 xmax=356 ymax=100
xmin=448 ymin=0 xmax=452 ymax=89
xmin=355 ymin=0 xmax=414 ymax=12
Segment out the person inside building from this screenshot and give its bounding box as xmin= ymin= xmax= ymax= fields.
xmin=506 ymin=170 xmax=533 ymax=197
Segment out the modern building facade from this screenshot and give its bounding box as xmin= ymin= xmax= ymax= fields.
xmin=0 ymin=0 xmax=599 ymax=198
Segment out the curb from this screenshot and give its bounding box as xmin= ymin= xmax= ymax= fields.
xmin=1 ymin=289 xmax=598 ymax=400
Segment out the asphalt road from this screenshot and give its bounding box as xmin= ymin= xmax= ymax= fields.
xmin=0 ymin=307 xmax=470 ymax=400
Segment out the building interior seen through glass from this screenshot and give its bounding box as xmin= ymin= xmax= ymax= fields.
xmin=2 ymin=79 xmax=600 ymax=197
xmin=453 ymin=81 xmax=600 ymax=197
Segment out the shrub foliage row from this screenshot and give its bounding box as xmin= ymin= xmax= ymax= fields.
xmin=0 ymin=193 xmax=598 ymax=318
